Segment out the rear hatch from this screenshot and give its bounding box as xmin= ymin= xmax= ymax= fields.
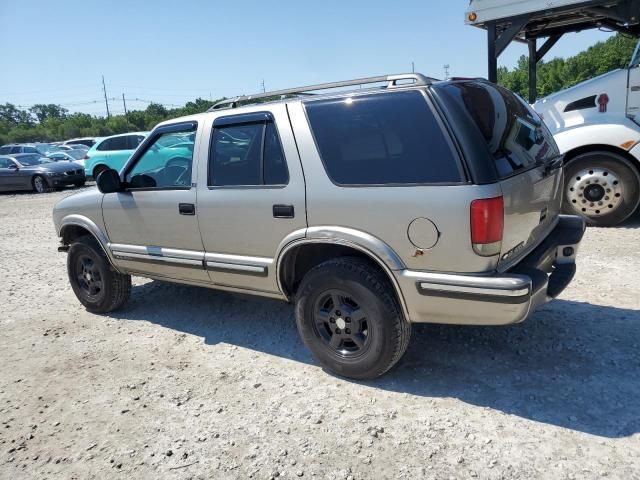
xmin=433 ymin=80 xmax=563 ymax=271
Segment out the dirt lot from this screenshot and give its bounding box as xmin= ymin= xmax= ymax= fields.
xmin=0 ymin=187 xmax=639 ymax=480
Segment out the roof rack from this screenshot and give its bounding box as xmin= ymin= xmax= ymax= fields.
xmin=208 ymin=73 xmax=435 ymax=111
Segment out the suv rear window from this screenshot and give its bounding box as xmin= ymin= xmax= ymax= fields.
xmin=305 ymin=91 xmax=462 ymax=185
xmin=434 ymin=81 xmax=558 ymax=179
xmin=98 ymin=136 xmax=129 ymax=151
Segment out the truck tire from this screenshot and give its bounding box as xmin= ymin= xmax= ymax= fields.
xmin=563 ymin=151 xmax=640 ymax=227
xmin=67 ymin=235 xmax=131 ymax=313
xmin=295 ymin=257 xmax=411 ymax=380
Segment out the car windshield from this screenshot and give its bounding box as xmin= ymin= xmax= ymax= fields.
xmin=631 ymin=40 xmax=640 ymax=68
xmin=36 ymin=144 xmax=59 ymax=154
xmin=16 ymin=155 xmax=50 ymax=166
xmin=66 ymin=150 xmax=85 ymax=159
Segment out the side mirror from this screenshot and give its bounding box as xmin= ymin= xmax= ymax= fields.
xmin=96 ymin=169 xmax=122 ymax=193
xmin=8 ymin=163 xmax=18 ymax=170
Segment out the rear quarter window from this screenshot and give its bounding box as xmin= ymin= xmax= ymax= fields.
xmin=304 ymin=90 xmax=462 ymax=185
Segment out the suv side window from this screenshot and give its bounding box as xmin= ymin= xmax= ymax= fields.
xmin=10 ymin=146 xmax=22 ymax=154
xmin=209 ymin=118 xmax=288 ymax=187
xmin=125 ymin=129 xmax=196 ymax=189
xmin=305 ymin=90 xmax=462 ymax=185
xmin=98 ymin=136 xmax=128 ymax=151
xmin=0 ymin=147 xmax=10 ymax=155
xmin=23 ymin=146 xmax=38 ymax=154
xmin=127 ymin=135 xmax=145 ymax=150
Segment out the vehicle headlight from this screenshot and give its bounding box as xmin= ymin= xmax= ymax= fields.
xmin=46 ymin=171 xmax=61 ymax=176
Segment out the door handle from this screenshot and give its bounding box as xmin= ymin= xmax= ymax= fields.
xmin=273 ymin=204 xmax=294 ymax=218
xmin=631 ymin=85 xmax=640 ymax=92
xmin=179 ymin=203 xmax=195 ymax=215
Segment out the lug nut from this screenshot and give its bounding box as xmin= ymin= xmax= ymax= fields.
xmin=345 ymin=328 xmax=351 ymax=334
xmin=335 ymin=328 xmax=341 ymax=334
xmin=335 ymin=310 xmax=341 ymax=316
xmin=329 ymin=317 xmax=335 ymax=323
xmin=345 ymin=317 xmax=351 ymax=323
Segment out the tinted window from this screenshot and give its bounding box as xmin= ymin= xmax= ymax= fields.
xmin=305 ymin=91 xmax=461 ymax=185
xmin=125 ymin=129 xmax=195 ymax=189
xmin=23 ymin=146 xmax=38 ymax=154
xmin=127 ymin=135 xmax=145 ymax=150
xmin=434 ymin=81 xmax=559 ymax=179
xmin=0 ymin=158 xmax=13 ymax=168
xmin=17 ymin=155 xmax=47 ymax=166
xmin=10 ymin=146 xmax=22 ymax=154
xmin=263 ymin=122 xmax=289 ymax=185
xmin=209 ymin=121 xmax=288 ymax=187
xmin=98 ymin=136 xmax=128 ymax=151
xmin=0 ymin=147 xmax=10 ymax=154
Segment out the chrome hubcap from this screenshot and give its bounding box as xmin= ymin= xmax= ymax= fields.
xmin=566 ymin=167 xmax=623 ymax=217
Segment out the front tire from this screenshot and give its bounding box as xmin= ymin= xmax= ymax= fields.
xmin=563 ymin=151 xmax=640 ymax=227
xmin=32 ymin=175 xmax=48 ymax=193
xmin=74 ymin=180 xmax=86 ymax=188
xmin=67 ymin=235 xmax=131 ymax=313
xmin=295 ymin=257 xmax=411 ymax=380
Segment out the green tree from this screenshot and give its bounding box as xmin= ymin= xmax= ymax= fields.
xmin=498 ymin=33 xmax=638 ymax=99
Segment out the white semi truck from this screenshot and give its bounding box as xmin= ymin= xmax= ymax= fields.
xmin=466 ymin=0 xmax=640 ymax=226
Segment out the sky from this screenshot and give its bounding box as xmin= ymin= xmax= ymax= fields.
xmin=0 ymin=0 xmax=615 ymax=116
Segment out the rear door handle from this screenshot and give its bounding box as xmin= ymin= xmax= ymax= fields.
xmin=631 ymin=85 xmax=640 ymax=92
xmin=273 ymin=204 xmax=294 ymax=218
xmin=179 ymin=203 xmax=195 ymax=215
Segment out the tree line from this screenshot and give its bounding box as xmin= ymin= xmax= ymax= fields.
xmin=1 ymin=33 xmax=637 ymax=146
xmin=498 ymin=33 xmax=637 ymax=99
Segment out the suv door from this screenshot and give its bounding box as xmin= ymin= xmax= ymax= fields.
xmin=102 ymin=122 xmax=210 ymax=283
xmin=95 ymin=135 xmax=144 ymax=172
xmin=0 ymin=158 xmax=19 ymax=190
xmin=196 ymin=106 xmax=307 ymax=293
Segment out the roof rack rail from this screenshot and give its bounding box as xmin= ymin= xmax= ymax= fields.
xmin=208 ymin=73 xmax=436 ymax=111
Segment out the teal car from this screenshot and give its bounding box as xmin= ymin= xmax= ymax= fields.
xmin=85 ymin=131 xmax=195 ymax=180
xmin=84 ymin=132 xmax=147 ymax=179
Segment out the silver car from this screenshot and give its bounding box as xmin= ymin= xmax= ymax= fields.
xmin=53 ymin=74 xmax=585 ymax=379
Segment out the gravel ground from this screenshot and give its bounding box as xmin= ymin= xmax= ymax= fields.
xmin=0 ymin=187 xmax=639 ymax=480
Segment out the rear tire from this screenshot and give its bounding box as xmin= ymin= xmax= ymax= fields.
xmin=32 ymin=175 xmax=48 ymax=193
xmin=295 ymin=257 xmax=411 ymax=380
xmin=563 ymin=151 xmax=640 ymax=227
xmin=67 ymin=235 xmax=131 ymax=313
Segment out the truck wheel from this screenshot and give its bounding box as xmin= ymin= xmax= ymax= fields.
xmin=67 ymin=235 xmax=131 ymax=313
xmin=295 ymin=257 xmax=411 ymax=380
xmin=563 ymin=151 xmax=640 ymax=227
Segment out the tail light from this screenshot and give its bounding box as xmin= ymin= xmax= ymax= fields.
xmin=470 ymin=196 xmax=504 ymax=256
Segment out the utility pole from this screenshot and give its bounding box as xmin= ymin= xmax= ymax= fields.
xmin=122 ymin=93 xmax=128 ymax=116
xmin=102 ymin=75 xmax=110 ymax=117
xmin=443 ymin=64 xmax=450 ymax=80
xmin=261 ymin=79 xmax=265 ymax=93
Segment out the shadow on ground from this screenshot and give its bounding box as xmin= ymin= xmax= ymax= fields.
xmin=115 ymin=279 xmax=640 ymax=439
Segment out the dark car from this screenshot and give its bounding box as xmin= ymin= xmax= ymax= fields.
xmin=0 ymin=154 xmax=86 ymax=193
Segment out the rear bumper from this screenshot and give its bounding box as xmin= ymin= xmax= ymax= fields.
xmin=397 ymin=215 xmax=585 ymax=325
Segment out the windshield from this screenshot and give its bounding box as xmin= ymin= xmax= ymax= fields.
xmin=17 ymin=155 xmax=50 ymax=166
xmin=66 ymin=150 xmax=85 ymax=159
xmin=631 ymin=40 xmax=640 ymax=68
xmin=36 ymin=144 xmax=59 ymax=154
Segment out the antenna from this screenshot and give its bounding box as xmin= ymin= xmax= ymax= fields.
xmin=260 ymin=79 xmax=265 ymax=93
xmin=443 ymin=64 xmax=450 ymax=80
